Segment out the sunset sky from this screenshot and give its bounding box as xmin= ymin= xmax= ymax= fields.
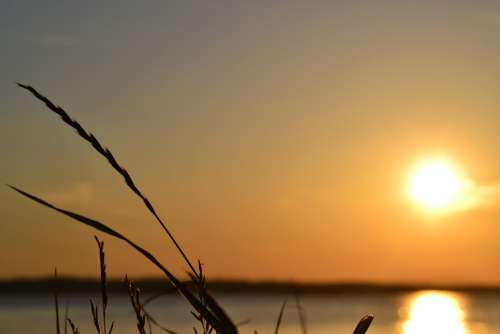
xmin=2 ymin=1 xmax=500 ymax=284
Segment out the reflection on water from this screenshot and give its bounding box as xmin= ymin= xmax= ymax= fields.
xmin=402 ymin=291 xmax=468 ymax=334
xmin=3 ymin=291 xmax=500 ymax=334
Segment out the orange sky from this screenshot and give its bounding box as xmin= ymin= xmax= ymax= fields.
xmin=2 ymin=1 xmax=500 ymax=284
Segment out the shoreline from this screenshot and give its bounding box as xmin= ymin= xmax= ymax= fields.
xmin=3 ymin=278 xmax=500 ymax=295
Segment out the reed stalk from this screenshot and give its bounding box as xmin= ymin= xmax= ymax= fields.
xmin=16 ymin=83 xmax=198 ymax=278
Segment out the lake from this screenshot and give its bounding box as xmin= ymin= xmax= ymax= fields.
xmin=1 ymin=290 xmax=500 ymax=334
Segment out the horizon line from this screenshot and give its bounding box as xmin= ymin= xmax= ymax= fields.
xmin=4 ymin=277 xmax=500 ymax=295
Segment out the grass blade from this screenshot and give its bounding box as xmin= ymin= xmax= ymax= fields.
xmin=8 ymin=185 xmax=235 ymax=334
xmin=64 ymin=302 xmax=69 ymax=334
xmin=54 ymin=268 xmax=61 ymax=334
xmin=205 ymin=293 xmax=237 ymax=334
xmin=274 ymin=300 xmax=287 ymax=334
xmin=66 ymin=318 xmax=80 ymax=334
xmin=95 ymin=236 xmax=109 ymax=334
xmin=294 ymin=295 xmax=307 ymax=334
xmin=17 ymin=83 xmax=198 ymax=278
xmin=353 ymin=315 xmax=374 ymax=334
xmin=127 ymin=278 xmax=147 ymax=334
xmin=90 ymin=299 xmax=100 ymax=333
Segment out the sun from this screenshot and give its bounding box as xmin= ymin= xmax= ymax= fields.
xmin=408 ymin=157 xmax=466 ymax=210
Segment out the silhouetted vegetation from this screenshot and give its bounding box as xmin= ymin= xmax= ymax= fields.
xmin=10 ymin=84 xmax=374 ymax=334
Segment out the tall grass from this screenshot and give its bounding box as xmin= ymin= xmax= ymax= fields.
xmin=54 ymin=268 xmax=61 ymax=334
xmin=11 ymin=84 xmax=374 ymax=334
xmin=90 ymin=236 xmax=114 ymax=334
xmin=67 ymin=318 xmax=80 ymax=334
xmin=274 ymin=300 xmax=287 ymax=334
xmin=295 ymin=296 xmax=307 ymax=334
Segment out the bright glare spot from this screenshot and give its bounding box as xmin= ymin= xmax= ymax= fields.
xmin=408 ymin=158 xmax=466 ymax=211
xmin=402 ymin=291 xmax=468 ymax=334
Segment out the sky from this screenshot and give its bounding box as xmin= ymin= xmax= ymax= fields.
xmin=2 ymin=0 xmax=500 ymax=284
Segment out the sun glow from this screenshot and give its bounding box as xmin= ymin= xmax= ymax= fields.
xmin=402 ymin=291 xmax=468 ymax=334
xmin=408 ymin=157 xmax=468 ymax=211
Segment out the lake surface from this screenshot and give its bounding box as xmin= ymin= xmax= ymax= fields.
xmin=1 ymin=290 xmax=500 ymax=334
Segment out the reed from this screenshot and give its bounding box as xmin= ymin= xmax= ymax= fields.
xmin=54 ymin=268 xmax=61 ymax=334
xmin=16 ymin=83 xmax=198 ymax=279
xmin=353 ymin=315 xmax=374 ymax=334
xmin=10 ymin=184 xmax=236 ymax=334
xmin=127 ymin=277 xmax=148 ymax=334
xmin=90 ymin=236 xmax=114 ymax=334
xmin=11 ymin=84 xmax=375 ymax=334
xmin=64 ymin=302 xmax=69 ymax=334
xmin=294 ymin=295 xmax=307 ymax=334
xmin=13 ymin=83 xmax=235 ymax=333
xmin=66 ymin=318 xmax=80 ymax=334
xmin=274 ymin=300 xmax=287 ymax=334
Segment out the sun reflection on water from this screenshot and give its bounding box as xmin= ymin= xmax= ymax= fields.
xmin=402 ymin=291 xmax=468 ymax=334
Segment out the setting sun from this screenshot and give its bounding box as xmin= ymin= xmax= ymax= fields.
xmin=408 ymin=158 xmax=467 ymax=211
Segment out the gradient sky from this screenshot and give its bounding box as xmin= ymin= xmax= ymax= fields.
xmin=2 ymin=1 xmax=500 ymax=284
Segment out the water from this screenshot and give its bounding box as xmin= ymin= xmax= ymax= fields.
xmin=1 ymin=290 xmax=500 ymax=334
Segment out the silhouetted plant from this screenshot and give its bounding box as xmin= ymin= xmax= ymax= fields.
xmin=16 ymin=83 xmax=198 ymax=278
xmin=89 ymin=236 xmax=114 ymax=334
xmin=54 ymin=268 xmax=61 ymax=334
xmin=64 ymin=302 xmax=69 ymax=334
xmin=127 ymin=277 xmax=148 ymax=334
xmin=295 ymin=295 xmax=307 ymax=334
xmin=274 ymin=300 xmax=287 ymax=334
xmin=12 ymin=84 xmax=375 ymax=334
xmin=353 ymin=315 xmax=374 ymax=334
xmin=12 ymin=84 xmax=236 ymax=334
xmin=66 ymin=318 xmax=80 ymax=334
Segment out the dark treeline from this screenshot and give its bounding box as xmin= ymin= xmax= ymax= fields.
xmin=2 ymin=278 xmax=500 ymax=296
